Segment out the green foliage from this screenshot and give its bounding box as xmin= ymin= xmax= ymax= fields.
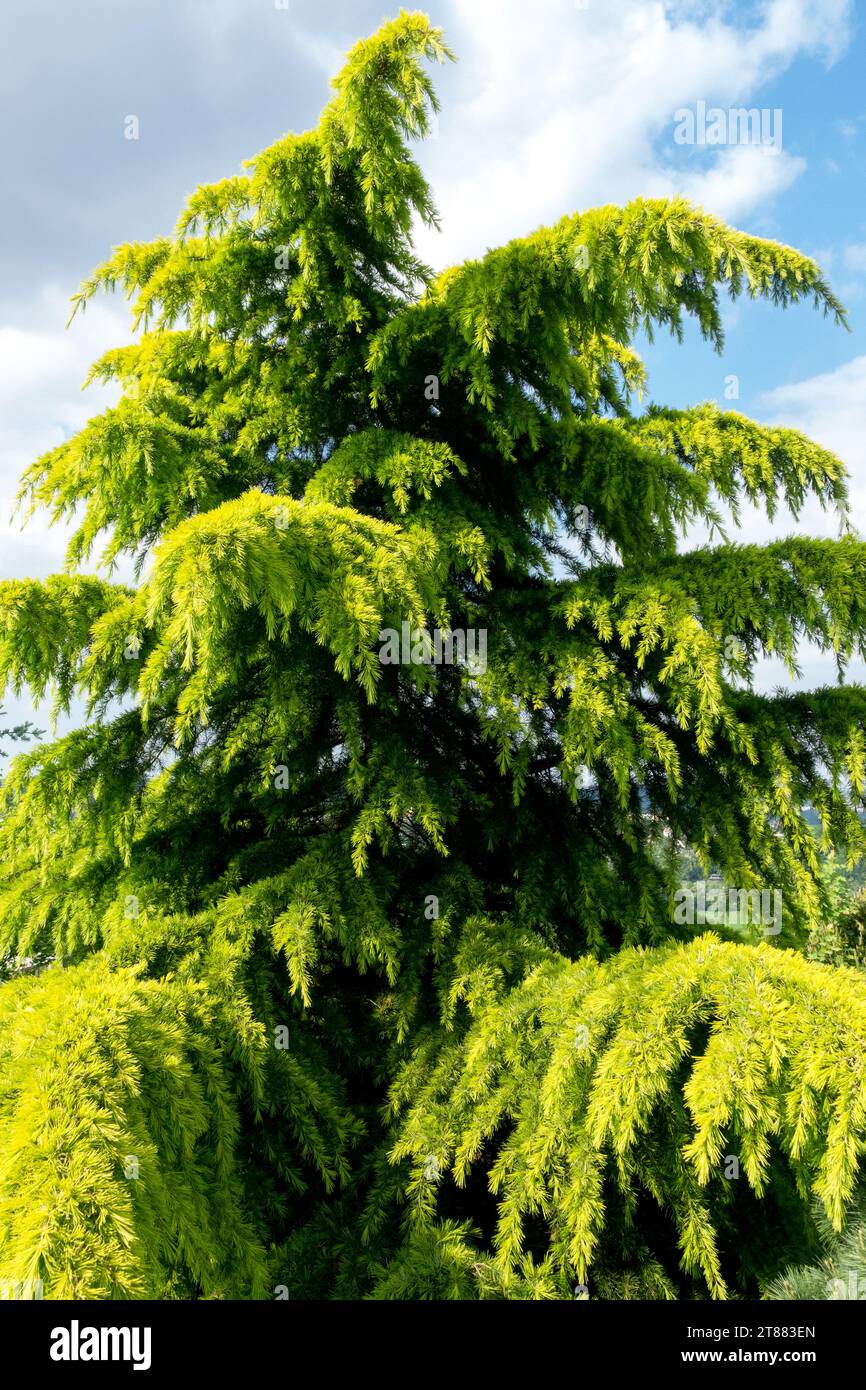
xmin=0 ymin=703 xmax=42 ymax=757
xmin=0 ymin=705 xmax=45 ymax=982
xmin=0 ymin=960 xmax=269 ymax=1298
xmin=390 ymin=935 xmax=866 ymax=1300
xmin=764 ymin=1188 xmax=866 ymax=1300
xmin=806 ymin=859 xmax=866 ymax=969
xmin=1 ymin=11 xmax=865 ymax=1300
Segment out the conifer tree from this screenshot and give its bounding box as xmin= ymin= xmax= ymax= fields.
xmin=2 ymin=11 xmax=866 ymax=1300
xmin=763 ymin=1187 xmax=866 ymax=1300
xmin=0 ymin=705 xmax=41 ymax=759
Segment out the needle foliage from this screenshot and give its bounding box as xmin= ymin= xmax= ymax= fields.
xmin=2 ymin=12 xmax=866 ymax=1300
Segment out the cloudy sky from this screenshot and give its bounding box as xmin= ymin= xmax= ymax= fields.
xmin=2 ymin=0 xmax=866 ymax=735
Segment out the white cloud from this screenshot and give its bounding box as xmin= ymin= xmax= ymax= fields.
xmin=666 ymin=145 xmax=805 ymax=222
xmin=759 ymin=354 xmax=866 ymax=537
xmin=0 ymin=287 xmax=125 ymax=579
xmin=414 ymin=0 xmax=853 ymax=267
xmin=176 ymin=0 xmax=345 ymax=79
xmin=767 ymin=355 xmax=866 ymax=692
xmin=0 ymin=287 xmax=127 ymax=730
xmin=2 ymin=1 xmax=858 ymax=725
xmin=683 ymin=355 xmax=866 ymax=549
xmin=673 ymin=353 xmax=866 ymax=691
xmin=844 ymin=242 xmax=866 ymax=272
xmin=729 ymin=355 xmax=866 ymax=691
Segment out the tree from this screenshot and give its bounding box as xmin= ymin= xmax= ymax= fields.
xmin=0 ymin=706 xmax=44 ymax=983
xmin=0 ymin=705 xmax=41 ymax=758
xmin=1 ymin=10 xmax=866 ymax=1300
xmin=807 ymin=857 xmax=866 ymax=969
xmin=764 ymin=1188 xmax=866 ymax=1301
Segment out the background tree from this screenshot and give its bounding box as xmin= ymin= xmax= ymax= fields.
xmin=764 ymin=1187 xmax=866 ymax=1301
xmin=0 ymin=706 xmax=43 ymax=982
xmin=0 ymin=705 xmax=41 ymax=758
xmin=1 ymin=11 xmax=866 ymax=1300
xmin=806 ymin=856 xmax=866 ymax=969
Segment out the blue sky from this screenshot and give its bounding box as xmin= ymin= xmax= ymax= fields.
xmin=1 ymin=0 xmax=865 ymax=735
xmin=645 ymin=6 xmax=866 ymax=416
